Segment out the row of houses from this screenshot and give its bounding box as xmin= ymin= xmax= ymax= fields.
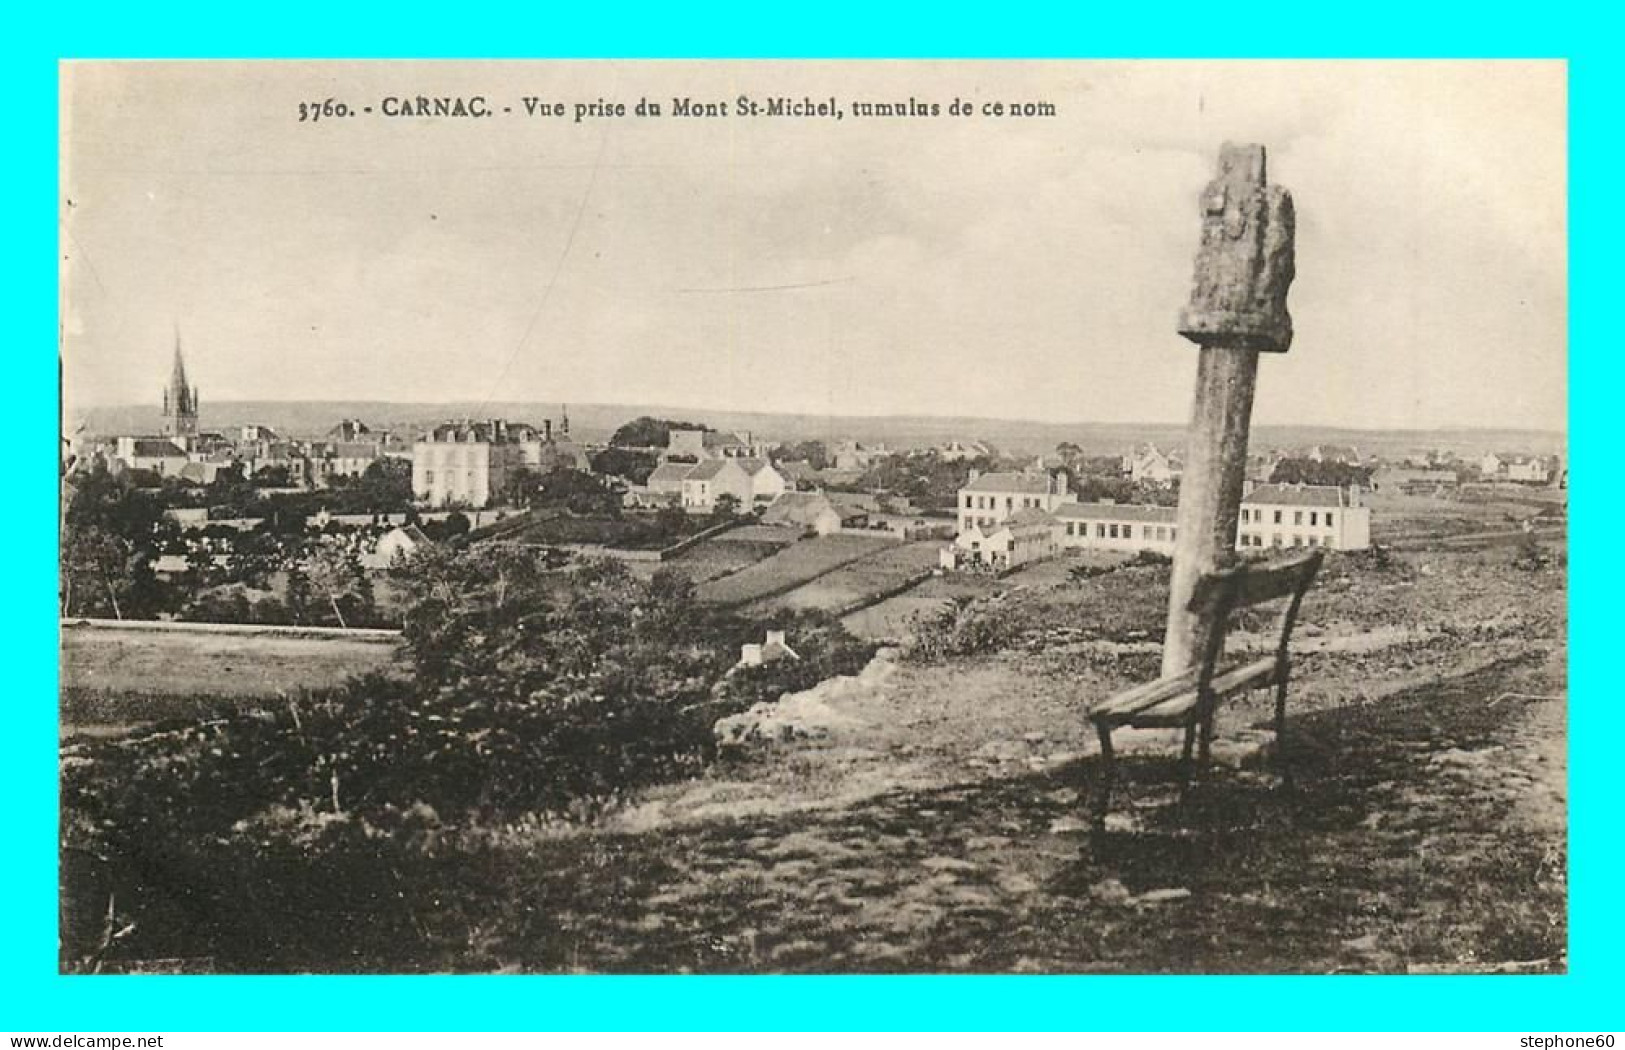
xmin=107 ymin=419 xmax=413 ymax=487
xmin=635 ymin=457 xmax=788 ymax=512
xmin=944 ymin=469 xmax=1372 ymax=573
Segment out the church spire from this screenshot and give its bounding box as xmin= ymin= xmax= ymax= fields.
xmin=163 ymin=326 xmax=200 ymax=439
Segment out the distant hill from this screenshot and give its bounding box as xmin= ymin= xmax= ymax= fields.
xmin=71 ymin=400 xmax=1567 ymax=460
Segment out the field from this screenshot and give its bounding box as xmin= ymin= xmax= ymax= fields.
xmin=694 ymin=534 xmax=898 ymax=607
xmin=1368 ymin=490 xmax=1563 ymax=546
xmin=654 ymin=526 xmax=799 ymax=584
xmin=60 ymin=623 xmax=404 ymax=734
xmin=58 ymin=492 xmax=1568 ymax=973
xmin=842 ymin=549 xmax=1133 ymax=641
xmin=745 ymin=541 xmax=941 ymax=616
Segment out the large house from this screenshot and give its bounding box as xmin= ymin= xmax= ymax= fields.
xmin=1479 ymin=452 xmax=1554 ymax=483
xmin=1236 ymin=484 xmax=1371 ymax=551
xmin=411 ymin=415 xmax=580 ymax=508
xmin=412 ymin=419 xmax=524 ymax=508
xmin=1125 ymin=444 xmax=1182 ymax=485
xmin=679 ymin=457 xmax=787 ymax=512
xmin=957 ymin=469 xmax=1073 ymax=534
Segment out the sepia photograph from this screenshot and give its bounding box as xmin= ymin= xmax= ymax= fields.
xmin=57 ymin=59 xmax=1566 ymax=975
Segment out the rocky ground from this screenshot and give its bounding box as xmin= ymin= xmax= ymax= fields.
xmin=467 ymin=547 xmax=1566 ymax=973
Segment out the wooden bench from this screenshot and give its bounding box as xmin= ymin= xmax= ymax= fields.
xmin=1087 ymin=548 xmax=1324 ymax=831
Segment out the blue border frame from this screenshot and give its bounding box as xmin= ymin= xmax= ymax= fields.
xmin=8 ymin=3 xmax=1614 ymax=1031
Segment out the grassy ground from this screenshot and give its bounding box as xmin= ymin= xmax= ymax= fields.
xmin=695 ymin=535 xmax=898 ymax=607
xmin=746 ymin=541 xmax=941 ymax=616
xmin=60 ymin=625 xmax=404 ymax=733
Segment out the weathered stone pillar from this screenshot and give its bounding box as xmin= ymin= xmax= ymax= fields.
xmin=1162 ymin=143 xmax=1297 ymax=677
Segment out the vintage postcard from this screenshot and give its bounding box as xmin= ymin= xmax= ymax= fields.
xmin=58 ymin=60 xmax=1566 ymax=975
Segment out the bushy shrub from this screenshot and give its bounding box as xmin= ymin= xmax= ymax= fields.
xmin=904 ymin=593 xmax=1040 ymax=662
xmin=61 ymin=548 xmax=877 ymax=968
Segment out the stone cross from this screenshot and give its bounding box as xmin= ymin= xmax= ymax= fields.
xmin=1162 ymin=143 xmax=1297 ymax=676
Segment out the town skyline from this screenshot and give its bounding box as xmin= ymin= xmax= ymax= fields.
xmin=62 ymin=60 xmax=1566 ymax=434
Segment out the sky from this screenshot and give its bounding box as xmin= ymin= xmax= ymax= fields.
xmin=59 ymin=60 xmax=1567 ymax=432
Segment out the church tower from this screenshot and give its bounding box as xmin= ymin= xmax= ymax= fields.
xmin=162 ymin=331 xmax=200 ymax=441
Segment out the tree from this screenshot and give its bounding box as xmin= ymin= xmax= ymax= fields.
xmin=252 ymin=464 xmax=293 ymax=487
xmin=537 ymin=468 xmax=620 ymax=516
xmin=500 ymin=466 xmax=543 ymax=509
xmin=589 ymin=447 xmax=659 ymax=485
xmin=1269 ymin=457 xmax=1374 ymax=488
xmin=301 ymin=541 xmax=375 ymax=629
xmin=778 ymin=440 xmax=830 ymax=471
xmin=61 ymin=526 xmax=132 ymax=618
xmin=609 ymin=416 xmax=707 ymax=449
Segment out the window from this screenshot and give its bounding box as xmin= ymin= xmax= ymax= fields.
xmin=1272 ymin=534 xmax=1282 ymax=547
xmin=425 ymin=470 xmax=435 ymax=484
xmin=1294 ymin=511 xmax=1303 ymax=526
xmin=964 ymin=495 xmax=973 ymax=509
xmin=1326 ymin=512 xmax=1335 ymax=528
xmin=1310 ymin=511 xmax=1319 ymax=526
xmin=1006 ymin=497 xmax=1014 ymax=510
xmin=1097 ymin=524 xmax=1106 ymax=538
xmin=1274 ymin=510 xmax=1283 ymax=524
xmin=1066 ymin=522 xmax=1076 ymax=536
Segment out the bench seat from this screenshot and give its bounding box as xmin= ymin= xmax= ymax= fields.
xmin=1082 ymin=550 xmax=1323 ymax=833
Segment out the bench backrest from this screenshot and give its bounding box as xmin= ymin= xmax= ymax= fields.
xmin=1187 ymin=548 xmax=1324 ymax=691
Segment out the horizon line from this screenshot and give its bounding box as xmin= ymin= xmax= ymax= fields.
xmin=66 ymin=396 xmax=1569 ymax=438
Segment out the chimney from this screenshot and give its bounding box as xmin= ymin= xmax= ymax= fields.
xmin=766 ymin=630 xmax=787 ymax=647
xmin=968 ymin=468 xmax=982 ymax=482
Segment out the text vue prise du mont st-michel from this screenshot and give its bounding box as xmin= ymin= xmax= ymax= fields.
xmin=295 ymin=93 xmax=1060 ymax=123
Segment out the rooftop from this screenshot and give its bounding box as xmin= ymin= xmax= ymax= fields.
xmin=963 ymin=471 xmax=1059 ymax=495
xmin=1054 ymin=501 xmax=1177 ymax=524
xmin=1244 ymin=483 xmax=1350 ymax=508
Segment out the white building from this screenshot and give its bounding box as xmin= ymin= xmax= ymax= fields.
xmin=945 ymin=479 xmax=1370 ymax=571
xmin=678 ymin=457 xmax=787 ymax=512
xmin=360 ymin=524 xmax=431 ymax=571
xmin=944 ymin=507 xmax=1061 ymax=572
xmin=957 ymin=469 xmax=1072 ymax=533
xmin=1237 ymin=484 xmax=1371 ymax=551
xmin=1054 ymin=502 xmax=1179 ymax=555
xmin=412 ymin=420 xmax=522 ymax=508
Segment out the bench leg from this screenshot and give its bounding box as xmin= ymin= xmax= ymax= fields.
xmin=1092 ymin=721 xmax=1116 ymax=835
xmin=1197 ymin=709 xmax=1215 ymax=768
xmin=1273 ymin=671 xmax=1294 ymax=789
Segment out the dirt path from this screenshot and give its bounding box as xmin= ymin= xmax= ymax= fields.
xmin=470 ymin=636 xmax=1567 ymax=974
